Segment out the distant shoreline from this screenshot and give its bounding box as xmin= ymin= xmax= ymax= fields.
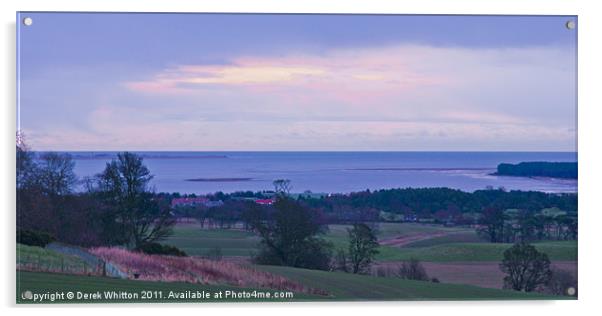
xmin=67 ymin=154 xmax=228 ymax=160
xmin=348 ymin=167 xmax=492 ymax=171
xmin=185 ymin=177 xmax=253 ymax=182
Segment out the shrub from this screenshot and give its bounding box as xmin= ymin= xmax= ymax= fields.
xmin=544 ymin=268 xmax=577 ymax=296
xmin=17 ymin=229 xmax=55 ymax=247
xmin=137 ymin=242 xmax=187 ymax=257
xmin=399 ymin=258 xmax=430 ymax=281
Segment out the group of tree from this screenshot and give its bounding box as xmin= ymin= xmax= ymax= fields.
xmin=165 ymin=183 xmax=577 ymax=239
xmin=244 ymin=197 xmax=332 ymax=270
xmin=166 ymin=186 xmax=576 ymax=246
xmin=169 ymin=199 xmax=257 ymax=229
xmin=242 ymin=194 xmax=381 ymax=273
xmin=477 ymin=206 xmax=577 ymax=243
xmin=17 ymin=141 xmax=174 ymax=250
xmin=302 ymin=187 xmax=576 ymax=222
xmin=299 ymin=188 xmax=577 ymax=243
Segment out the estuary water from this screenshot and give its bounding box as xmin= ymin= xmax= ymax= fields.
xmin=64 ymin=151 xmax=577 ymax=194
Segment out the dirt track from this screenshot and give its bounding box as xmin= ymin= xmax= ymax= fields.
xmin=379 ymin=231 xmax=468 ymax=248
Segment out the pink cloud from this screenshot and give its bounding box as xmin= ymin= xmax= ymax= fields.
xmin=123 ymin=45 xmax=447 ymax=103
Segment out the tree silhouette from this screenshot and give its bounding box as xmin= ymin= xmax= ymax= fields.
xmin=500 ymin=242 xmax=552 ymax=292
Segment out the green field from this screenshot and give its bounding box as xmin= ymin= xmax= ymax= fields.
xmin=376 ymin=241 xmax=578 ymax=262
xmin=375 ymin=222 xmax=473 ymax=239
xmin=17 ymin=265 xmax=560 ymax=304
xmin=403 ymin=231 xmax=483 ymax=248
xmin=164 ymin=223 xmax=577 ymax=262
xmin=323 ymin=223 xmax=473 ymax=250
xmin=164 ymin=225 xmax=259 ymax=256
xmin=164 ymin=223 xmax=451 ymax=257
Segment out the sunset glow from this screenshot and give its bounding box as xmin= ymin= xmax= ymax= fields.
xmin=18 ymin=14 xmax=576 ymax=151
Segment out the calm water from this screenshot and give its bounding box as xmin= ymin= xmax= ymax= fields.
xmin=65 ymin=152 xmax=577 ymax=194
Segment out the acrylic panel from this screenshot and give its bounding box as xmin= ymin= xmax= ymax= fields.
xmin=16 ymin=12 xmax=578 ymax=303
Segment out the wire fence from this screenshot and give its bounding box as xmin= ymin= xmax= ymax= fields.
xmin=17 ymin=243 xmax=127 ymax=278
xmin=17 ymin=253 xmax=108 ymax=276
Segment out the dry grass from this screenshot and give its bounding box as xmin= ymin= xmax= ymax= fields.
xmin=90 ymin=247 xmax=327 ymax=296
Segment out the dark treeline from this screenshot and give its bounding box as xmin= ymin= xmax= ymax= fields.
xmin=300 ymin=188 xmax=577 ymax=243
xmin=477 ymin=206 xmax=577 ymax=243
xmin=17 ymin=144 xmax=174 ymax=249
xmin=494 ymin=162 xmax=577 ymax=179
xmin=300 ymin=187 xmax=577 ymax=221
xmin=169 ymin=187 xmax=577 ymax=243
xmin=170 ymin=187 xmax=575 ymax=227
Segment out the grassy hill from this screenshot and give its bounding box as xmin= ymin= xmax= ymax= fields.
xmin=17 ymin=265 xmax=559 ymax=304
xmin=376 ymin=241 xmax=577 ymax=262
xmin=254 ymin=265 xmax=561 ymax=300
xmin=16 ymin=270 xmax=312 ymax=303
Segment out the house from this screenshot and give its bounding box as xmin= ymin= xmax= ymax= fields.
xmin=255 ymin=198 xmax=276 ymax=205
xmin=171 ymin=197 xmax=224 ymax=208
xmin=171 ymin=197 xmax=209 ymax=208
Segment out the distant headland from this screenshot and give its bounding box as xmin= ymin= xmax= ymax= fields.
xmin=493 ymin=161 xmax=577 ymax=179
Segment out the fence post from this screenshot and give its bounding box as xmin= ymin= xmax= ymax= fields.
xmin=61 ymin=257 xmax=64 ymax=273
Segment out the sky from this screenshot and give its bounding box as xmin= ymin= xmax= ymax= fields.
xmin=18 ymin=13 xmax=577 ymax=151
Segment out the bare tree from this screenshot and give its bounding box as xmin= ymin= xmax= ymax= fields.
xmin=247 ymin=198 xmax=332 ymax=270
xmin=273 ymin=179 xmax=292 ymax=195
xmin=93 ymin=152 xmax=175 ymax=248
xmin=16 ymin=133 xmax=37 ymax=190
xmin=500 ymin=242 xmax=552 ymax=292
xmin=37 ymin=152 xmax=77 ymax=196
xmin=347 ymin=223 xmax=379 ymax=274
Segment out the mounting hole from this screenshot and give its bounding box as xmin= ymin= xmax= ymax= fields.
xmin=567 ymin=287 xmax=576 ymax=296
xmin=23 ymin=17 xmax=33 ymax=26
xmin=566 ymin=20 xmax=575 ymax=30
xmin=22 ymin=290 xmax=33 ymax=300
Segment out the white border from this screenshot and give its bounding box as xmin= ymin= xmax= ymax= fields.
xmin=2 ymin=1 xmax=601 ymax=315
